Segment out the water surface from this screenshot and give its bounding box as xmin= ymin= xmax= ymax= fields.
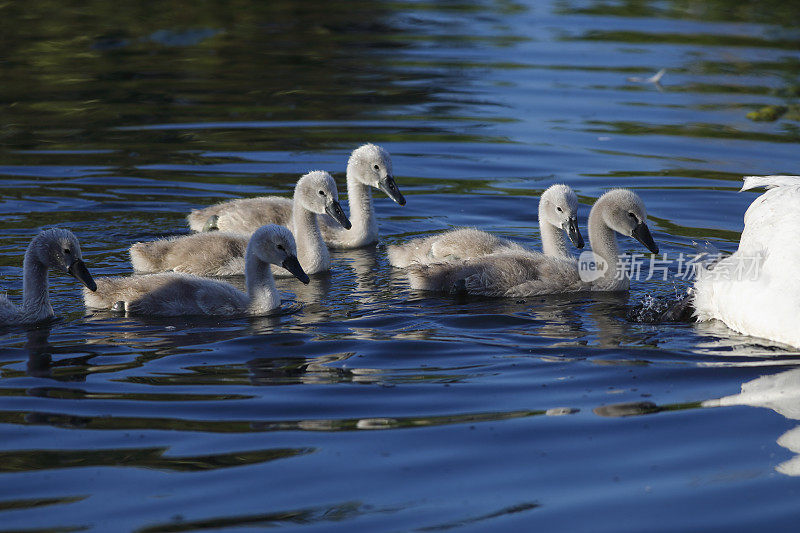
xmin=2 ymin=0 xmax=800 ymax=530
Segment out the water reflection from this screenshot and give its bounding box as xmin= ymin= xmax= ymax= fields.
xmin=416 ymin=501 xmax=541 ymax=531
xmin=585 ymin=293 xmax=639 ymax=347
xmin=82 ymin=315 xmax=259 ymax=350
xmin=0 ymin=495 xmax=88 ymax=514
xmin=246 ymin=352 xmax=381 ymax=386
xmin=286 ymin=273 xmax=335 ymax=314
xmin=0 ymin=446 xmax=312 ymax=473
xmin=559 ymin=0 xmax=800 ymax=26
xmin=692 ymin=321 xmax=800 ymax=355
xmin=593 ymin=365 xmax=800 ymax=477
xmin=373 ymin=288 xmax=662 ymax=349
xmin=21 ymin=324 xmax=104 ymax=383
xmin=25 ymin=326 xmax=55 ymax=379
xmin=3 ymin=402 xmax=549 ymax=435
xmin=138 ymin=500 xmax=372 ymax=532
xmin=0 ymin=0 xmax=500 ymax=158
xmin=291 ymin=246 xmax=395 ymax=323
xmin=339 ymin=246 xmax=386 ymax=303
xmin=522 ymin=296 xmax=586 ymax=343
xmin=703 ymin=368 xmax=800 ymax=476
xmin=250 ymin=408 xmax=549 ymax=433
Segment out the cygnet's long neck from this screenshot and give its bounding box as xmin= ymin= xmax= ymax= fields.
xmin=21 ymin=246 xmax=53 ymax=322
xmin=342 ymin=170 xmax=378 ymax=247
xmin=244 ymin=246 xmax=280 ymax=315
xmin=587 ymin=197 xmax=628 ymax=290
xmin=292 ymin=200 xmax=329 ymax=274
xmin=539 ymin=202 xmax=569 ymax=258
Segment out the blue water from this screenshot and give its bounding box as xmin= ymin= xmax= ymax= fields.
xmin=2 ymin=0 xmax=800 ymax=530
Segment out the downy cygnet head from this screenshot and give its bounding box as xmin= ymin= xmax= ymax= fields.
xmin=347 ymin=143 xmax=405 ymax=206
xmin=297 ymin=170 xmax=351 ymax=230
xmin=540 ymin=184 xmax=584 ymax=248
xmin=599 ymin=189 xmax=659 ymax=254
xmin=31 ymin=228 xmax=97 ymax=291
xmin=251 ymin=225 xmax=310 ymax=284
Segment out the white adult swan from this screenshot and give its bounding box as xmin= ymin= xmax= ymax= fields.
xmin=85 ymin=225 xmax=309 ymax=316
xmin=693 ymin=175 xmax=800 ymax=348
xmin=0 ymin=228 xmax=96 ymax=325
xmin=406 ymin=189 xmax=658 ymax=297
xmin=386 ymin=184 xmax=584 ymax=268
xmin=130 ymin=171 xmax=350 ymax=277
xmin=186 ymin=143 xmax=405 ymax=248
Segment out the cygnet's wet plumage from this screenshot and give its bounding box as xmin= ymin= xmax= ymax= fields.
xmin=0 ymin=228 xmax=96 ymax=325
xmin=693 ymin=175 xmax=800 ymax=348
xmin=186 ymin=144 xmax=405 ymax=248
xmin=86 ymin=225 xmax=309 ymax=316
xmin=406 ymin=189 xmax=658 ymax=297
xmin=131 ymin=171 xmax=349 ymax=277
xmin=386 ymin=184 xmax=583 ymax=267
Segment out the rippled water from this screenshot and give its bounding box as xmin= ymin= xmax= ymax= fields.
xmin=2 ymin=0 xmax=800 ymax=530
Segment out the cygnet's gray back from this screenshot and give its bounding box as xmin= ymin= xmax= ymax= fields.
xmin=187 ymin=196 xmax=294 ymax=234
xmin=85 ymin=273 xmax=249 ymax=316
xmin=130 ymin=232 xmax=248 ymax=276
xmin=407 ymin=252 xmax=582 ymax=297
xmin=387 ymin=228 xmax=527 ymax=268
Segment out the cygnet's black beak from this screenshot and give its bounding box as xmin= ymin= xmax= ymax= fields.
xmin=281 ymin=255 xmax=310 ymax=285
xmin=378 ymin=175 xmax=406 ymax=206
xmin=563 ymin=216 xmax=584 ymax=249
xmin=325 ymin=200 xmax=352 ymax=230
xmin=632 ymin=222 xmax=659 ymax=254
xmin=68 ymin=259 xmax=97 ymax=292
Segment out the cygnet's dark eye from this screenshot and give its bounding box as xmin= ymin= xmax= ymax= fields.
xmin=556 ymin=206 xmax=563 ymax=213
xmin=373 ymin=164 xmax=380 ymax=170
xmin=63 ymin=248 xmax=71 ymax=255
xmin=318 ymin=190 xmax=325 ymax=196
xmin=276 ymin=244 xmax=285 ymax=251
xmin=628 ymin=212 xmax=637 ymax=219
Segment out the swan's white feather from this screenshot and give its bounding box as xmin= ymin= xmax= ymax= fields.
xmin=694 ymin=177 xmax=800 ymax=347
xmin=741 ymin=175 xmax=800 ymax=192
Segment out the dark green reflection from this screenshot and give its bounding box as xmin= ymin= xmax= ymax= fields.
xmin=0 ymin=386 xmax=253 ymax=402
xmin=0 ymin=0 xmax=509 ymax=152
xmin=577 ymin=30 xmax=800 ymax=50
xmin=0 ymin=407 xmax=546 ymax=433
xmin=0 ymin=495 xmax=87 ymax=512
xmin=593 ymin=399 xmax=702 ymax=417
xmin=558 ymin=0 xmax=800 ymax=27
xmin=585 ymin=120 xmax=800 ymax=144
xmin=0 ymin=446 xmax=313 ymax=473
xmin=418 ymin=501 xmax=540 ymax=532
xmin=138 ymin=500 xmax=367 ymax=533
